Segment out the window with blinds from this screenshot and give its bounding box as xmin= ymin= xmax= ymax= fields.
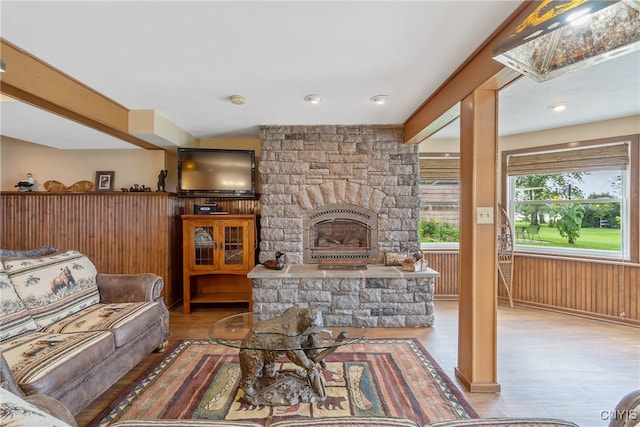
xmin=506 ymin=143 xmax=629 ymax=175
xmin=419 ymin=155 xmax=460 ymax=244
xmin=419 ymin=157 xmax=460 ymax=182
xmin=504 ymin=140 xmax=632 ymax=259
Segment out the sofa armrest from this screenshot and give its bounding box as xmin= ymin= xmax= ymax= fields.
xmin=97 ymin=273 xmax=164 ymax=303
xmin=23 ymin=394 xmax=78 ymax=427
xmin=609 ymin=389 xmax=640 ymax=427
xmin=1 ymin=353 xmax=24 ymax=397
xmin=96 ymin=273 xmax=172 ymax=345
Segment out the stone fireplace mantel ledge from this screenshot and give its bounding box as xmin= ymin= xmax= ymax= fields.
xmin=248 ymin=264 xmax=440 ymax=279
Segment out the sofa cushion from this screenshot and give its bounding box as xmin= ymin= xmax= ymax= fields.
xmin=42 ymin=302 xmax=162 ymax=347
xmin=0 ymin=330 xmax=114 ymax=396
xmin=110 ymin=421 xmax=262 ymax=427
xmin=0 ymin=262 xmax=39 ymax=341
xmin=0 ymin=387 xmax=73 ymax=427
xmin=3 ymin=250 xmax=100 ymax=328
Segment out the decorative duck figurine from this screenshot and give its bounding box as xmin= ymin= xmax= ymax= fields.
xmin=15 ymin=173 xmax=35 ymax=192
xmin=263 ymin=251 xmax=286 ymax=270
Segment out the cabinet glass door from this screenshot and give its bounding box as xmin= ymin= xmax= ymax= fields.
xmin=222 ymin=224 xmax=245 ymax=267
xmin=193 ymin=226 xmax=215 ymax=267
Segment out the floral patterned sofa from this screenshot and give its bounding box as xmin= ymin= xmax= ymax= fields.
xmin=0 ymin=247 xmax=170 ymax=415
xmin=0 ymin=386 xmax=593 ymax=427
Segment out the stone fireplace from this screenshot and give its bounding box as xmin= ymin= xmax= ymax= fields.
xmin=251 ymin=124 xmax=437 ymax=327
xmin=258 ymin=125 xmax=420 ymax=264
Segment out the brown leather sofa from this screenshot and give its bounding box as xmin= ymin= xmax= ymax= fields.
xmin=0 ymin=249 xmax=170 ymax=415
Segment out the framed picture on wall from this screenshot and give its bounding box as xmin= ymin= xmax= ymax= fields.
xmin=95 ymin=171 xmax=115 ymax=192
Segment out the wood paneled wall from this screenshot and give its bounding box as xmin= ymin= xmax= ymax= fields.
xmin=424 ymin=250 xmax=460 ymax=297
xmin=1 ymin=192 xmax=184 ymax=307
xmin=512 ymin=254 xmax=638 ymax=324
xmin=424 ymin=250 xmax=639 ymax=325
xmin=3 ymin=193 xmax=634 ymax=324
xmin=0 ymin=193 xmax=262 ymax=309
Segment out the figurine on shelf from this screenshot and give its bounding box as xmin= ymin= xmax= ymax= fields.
xmin=14 ymin=173 xmax=35 ymax=192
xmin=129 ymin=184 xmax=152 ymax=192
xmin=157 ymin=169 xmax=168 ymax=192
xmin=262 ymin=251 xmax=286 ymax=270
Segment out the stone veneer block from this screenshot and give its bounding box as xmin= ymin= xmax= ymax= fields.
xmin=248 ymin=265 xmax=438 ymax=327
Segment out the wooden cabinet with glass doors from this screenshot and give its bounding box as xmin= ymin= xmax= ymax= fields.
xmin=181 ymin=214 xmax=256 ymax=313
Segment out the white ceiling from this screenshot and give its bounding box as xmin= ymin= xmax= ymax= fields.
xmin=1 ymin=1 xmax=638 ymax=150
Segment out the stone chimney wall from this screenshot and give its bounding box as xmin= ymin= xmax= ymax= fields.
xmin=259 ymin=124 xmax=420 ymax=264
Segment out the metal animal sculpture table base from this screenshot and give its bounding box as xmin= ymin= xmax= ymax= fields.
xmin=238 ymin=307 xmax=347 ymax=406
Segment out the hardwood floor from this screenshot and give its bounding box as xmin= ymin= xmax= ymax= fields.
xmin=76 ymin=301 xmax=639 ymax=427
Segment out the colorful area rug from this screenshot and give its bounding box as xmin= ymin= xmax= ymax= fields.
xmin=89 ymin=339 xmax=477 ymax=426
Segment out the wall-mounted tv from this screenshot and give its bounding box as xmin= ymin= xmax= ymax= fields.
xmin=177 ymin=148 xmax=256 ymax=198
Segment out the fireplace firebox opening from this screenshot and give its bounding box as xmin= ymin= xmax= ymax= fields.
xmin=303 ymin=204 xmax=378 ymax=264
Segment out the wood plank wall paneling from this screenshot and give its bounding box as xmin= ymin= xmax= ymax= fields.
xmin=516 ymin=254 xmax=635 ymax=323
xmin=3 ymin=193 xmax=634 ymax=324
xmin=424 ymin=250 xmax=638 ymax=325
xmin=0 ymin=193 xmax=182 ymax=306
xmin=0 ymin=192 xmax=184 ymax=308
xmin=0 ymin=193 xmax=261 ymax=309
xmin=423 ymin=250 xmax=460 ymax=297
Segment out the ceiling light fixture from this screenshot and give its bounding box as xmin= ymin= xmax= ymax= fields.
xmin=229 ymin=95 xmax=246 ymax=105
xmin=493 ymin=0 xmax=640 ymax=82
xmin=549 ymin=103 xmax=568 ymax=112
xmin=370 ymin=95 xmax=389 ymax=105
xmin=304 ymin=95 xmax=322 ymax=104
xmin=0 ymin=59 xmax=6 ymax=73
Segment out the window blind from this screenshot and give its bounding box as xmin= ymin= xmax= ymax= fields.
xmin=419 ymin=158 xmax=460 ymax=181
xmin=507 ymin=143 xmax=629 ymax=176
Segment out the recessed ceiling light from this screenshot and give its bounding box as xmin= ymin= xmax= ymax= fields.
xmin=304 ymin=94 xmax=322 ymax=104
xmin=229 ymin=95 xmax=246 ymax=105
xmin=549 ymin=103 xmax=567 ymax=112
xmin=370 ymin=95 xmax=388 ymax=105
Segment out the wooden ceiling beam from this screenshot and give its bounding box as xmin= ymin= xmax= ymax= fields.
xmin=0 ymin=38 xmax=159 ymax=150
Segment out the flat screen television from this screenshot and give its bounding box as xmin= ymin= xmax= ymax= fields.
xmin=177 ymin=148 xmax=256 ymax=198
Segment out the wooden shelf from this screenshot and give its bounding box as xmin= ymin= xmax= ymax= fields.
xmin=190 ymin=292 xmax=251 ymax=304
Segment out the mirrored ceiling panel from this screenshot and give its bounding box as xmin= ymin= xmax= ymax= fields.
xmin=427 ymin=50 xmax=640 ymax=140
xmin=499 ymin=49 xmax=640 ymax=136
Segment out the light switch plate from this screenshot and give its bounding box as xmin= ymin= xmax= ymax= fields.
xmin=476 ymin=207 xmax=494 ymax=224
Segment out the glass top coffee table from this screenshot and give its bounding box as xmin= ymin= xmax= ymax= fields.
xmin=209 ymin=308 xmax=367 ymax=406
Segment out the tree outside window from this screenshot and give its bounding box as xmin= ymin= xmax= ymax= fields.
xmin=506 ymin=142 xmax=630 ymax=258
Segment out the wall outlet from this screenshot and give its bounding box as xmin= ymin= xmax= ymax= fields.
xmin=476 ymin=207 xmax=494 ymax=224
